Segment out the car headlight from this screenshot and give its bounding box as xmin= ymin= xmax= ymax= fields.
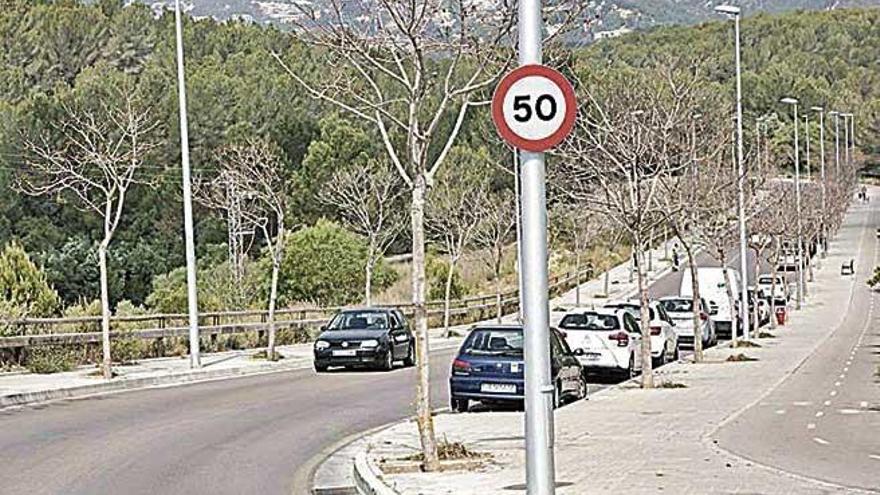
xmin=360 ymin=339 xmax=380 ymax=348
xmin=315 ymin=340 xmax=330 ymax=350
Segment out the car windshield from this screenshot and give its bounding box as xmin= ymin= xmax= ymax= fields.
xmin=327 ymin=311 xmax=388 ymax=330
xmin=759 ymin=276 xmax=782 ymax=285
xmin=659 ymin=299 xmax=693 ymax=313
xmin=461 ymin=329 xmax=523 ymax=355
xmin=559 ymin=313 xmax=620 ymax=331
xmin=605 ymin=304 xmax=655 ymax=320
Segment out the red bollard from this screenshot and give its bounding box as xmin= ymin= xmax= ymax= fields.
xmin=775 ymin=307 xmax=786 ymax=326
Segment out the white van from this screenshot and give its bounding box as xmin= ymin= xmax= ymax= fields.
xmin=680 ymin=267 xmax=741 ymax=340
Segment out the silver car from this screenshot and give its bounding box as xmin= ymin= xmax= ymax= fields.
xmin=658 ymin=296 xmax=716 ymax=349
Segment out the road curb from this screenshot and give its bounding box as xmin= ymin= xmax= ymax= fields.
xmin=0 ymin=358 xmax=309 ymax=409
xmin=353 ymin=451 xmax=398 ymax=495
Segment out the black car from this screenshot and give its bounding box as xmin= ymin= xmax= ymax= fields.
xmin=448 ymin=325 xmax=586 ymax=413
xmin=313 ymin=308 xmax=415 ymax=372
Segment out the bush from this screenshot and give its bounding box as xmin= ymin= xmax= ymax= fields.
xmin=0 ymin=241 xmax=60 ymax=324
xmin=277 ymin=220 xmax=397 ymax=306
xmin=25 ymin=346 xmax=78 ymax=374
xmin=426 ymin=254 xmax=467 ymax=301
xmin=146 ymin=257 xmax=262 ymax=313
xmin=111 ymin=300 xmax=148 ymax=365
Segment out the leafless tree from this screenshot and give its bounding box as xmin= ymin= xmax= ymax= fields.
xmin=550 ymin=202 xmax=594 ymax=306
xmin=273 ymin=1 xmax=586 ymax=466
xmin=474 ymin=189 xmax=516 ymax=323
xmin=318 ymin=160 xmax=404 ymax=306
xmin=19 ymin=91 xmax=160 ymax=379
xmin=426 ymin=170 xmax=488 ymax=336
xmin=208 ymin=139 xmax=290 ymax=360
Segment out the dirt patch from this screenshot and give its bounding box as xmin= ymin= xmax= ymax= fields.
xmin=732 ymin=340 xmax=762 ymax=348
xmin=726 ymin=353 xmax=759 ymax=362
xmin=382 ymin=438 xmax=492 ymax=474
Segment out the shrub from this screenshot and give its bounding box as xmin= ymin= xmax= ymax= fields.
xmin=0 ymin=241 xmax=60 ymax=325
xmin=25 ymin=346 xmax=78 ymax=374
xmin=426 ymin=254 xmax=467 ymax=301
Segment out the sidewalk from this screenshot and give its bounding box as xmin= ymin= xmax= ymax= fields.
xmin=339 ymin=205 xmax=871 ymax=494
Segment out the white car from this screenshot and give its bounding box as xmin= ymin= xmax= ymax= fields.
xmin=657 ymin=296 xmax=716 ymax=349
xmin=602 ymin=300 xmax=680 ymax=366
xmin=558 ymin=309 xmax=643 ymax=377
xmin=756 ymin=274 xmax=789 ymax=302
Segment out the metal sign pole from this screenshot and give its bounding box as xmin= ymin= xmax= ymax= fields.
xmin=518 ymin=1 xmax=555 ymax=493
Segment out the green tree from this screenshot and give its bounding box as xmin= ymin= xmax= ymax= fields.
xmin=0 ymin=241 xmax=59 ymax=320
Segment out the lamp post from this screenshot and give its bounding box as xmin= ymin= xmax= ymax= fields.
xmin=843 ymin=113 xmax=855 ymax=168
xmin=781 ymin=97 xmax=804 ymax=310
xmin=829 ymin=111 xmax=840 ymax=177
xmin=811 ymin=106 xmax=827 ymax=257
xmin=843 ymin=113 xmax=851 ymax=168
xmin=716 ymin=4 xmax=750 ymax=340
xmin=804 ymin=114 xmax=811 ymax=180
xmin=174 ymin=0 xmax=201 ymax=368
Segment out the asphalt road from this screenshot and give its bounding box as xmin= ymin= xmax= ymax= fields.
xmin=714 ymin=198 xmax=880 ymax=492
xmin=0 ymin=242 xmax=762 ymax=495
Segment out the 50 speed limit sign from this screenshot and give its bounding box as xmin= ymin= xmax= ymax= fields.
xmin=491 ymin=65 xmax=576 ymax=152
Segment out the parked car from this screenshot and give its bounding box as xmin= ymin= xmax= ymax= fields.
xmin=657 ymin=296 xmax=717 ymax=349
xmin=680 ymin=267 xmax=742 ymax=340
xmin=602 ymin=300 xmax=679 ymax=366
xmin=558 ymin=308 xmax=644 ymax=378
xmin=747 ymin=287 xmax=771 ymax=327
xmin=313 ymin=308 xmax=414 ymax=372
xmin=448 ymin=325 xmax=585 ymax=413
xmin=756 ymin=274 xmax=789 ymax=302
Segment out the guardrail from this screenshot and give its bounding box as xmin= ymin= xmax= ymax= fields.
xmin=0 ymin=268 xmax=591 ymax=351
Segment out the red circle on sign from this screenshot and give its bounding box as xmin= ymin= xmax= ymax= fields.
xmin=491 ymin=65 xmax=577 ymax=152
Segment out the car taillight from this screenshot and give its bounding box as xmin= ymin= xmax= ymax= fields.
xmin=699 ymin=312 xmax=708 ymax=321
xmin=608 ymin=331 xmax=629 ymax=347
xmin=650 ymin=326 xmax=662 ymax=336
xmin=452 ymin=358 xmax=471 ymax=374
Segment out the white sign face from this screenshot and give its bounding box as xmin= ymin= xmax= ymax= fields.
xmin=502 ymin=76 xmax=568 ymax=141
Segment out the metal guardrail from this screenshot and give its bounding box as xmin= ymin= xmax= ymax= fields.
xmin=0 ymin=269 xmax=591 ymax=350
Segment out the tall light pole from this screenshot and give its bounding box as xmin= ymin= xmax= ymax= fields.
xmin=518 ymin=1 xmax=555 ymax=493
xmin=843 ymin=113 xmax=851 ymax=168
xmin=811 ymin=106 xmax=826 ymax=257
xmin=843 ymin=113 xmax=855 ymax=168
xmin=782 ymin=97 xmax=804 ymax=310
xmin=716 ymin=4 xmax=750 ymax=340
xmin=174 ymin=0 xmax=201 ymax=368
xmin=830 ymin=110 xmax=840 ymax=176
xmin=804 ymin=114 xmax=811 ymax=180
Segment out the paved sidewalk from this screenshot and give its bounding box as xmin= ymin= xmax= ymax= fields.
xmin=342 ymin=205 xmax=871 ymax=495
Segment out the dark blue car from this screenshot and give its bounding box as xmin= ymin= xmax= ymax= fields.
xmin=448 ymin=325 xmax=586 ymax=413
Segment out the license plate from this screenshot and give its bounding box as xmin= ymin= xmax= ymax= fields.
xmin=332 ymin=350 xmax=357 ymax=357
xmin=480 ymin=383 xmax=516 ymax=394
xmin=582 ymin=353 xmax=601 ymax=361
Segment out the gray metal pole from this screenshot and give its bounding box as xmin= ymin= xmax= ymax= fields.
xmin=514 ymin=148 xmax=524 ymax=323
xmin=518 ymin=1 xmax=555 ymax=493
xmin=833 ymin=113 xmax=840 ymax=176
xmin=175 ymin=0 xmax=201 ymax=368
xmin=792 ymin=104 xmax=804 ymax=310
xmin=817 ymin=109 xmax=826 ymax=257
xmin=804 ymin=115 xmax=811 ymax=180
xmin=733 ymin=14 xmax=750 ymax=340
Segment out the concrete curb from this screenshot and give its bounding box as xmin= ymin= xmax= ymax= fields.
xmin=353 ymin=451 xmax=398 ymax=495
xmin=0 ymin=358 xmax=310 ymax=409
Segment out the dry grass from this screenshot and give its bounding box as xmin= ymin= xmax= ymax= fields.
xmin=400 ymin=437 xmax=488 ymax=463
xmin=732 ymin=340 xmax=762 ymax=348
xmin=758 ymin=331 xmax=776 ymax=339
xmin=726 ymin=353 xmax=759 ymax=362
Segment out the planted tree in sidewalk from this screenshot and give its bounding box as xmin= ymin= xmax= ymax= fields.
xmin=550 ymin=202 xmax=595 ymax=307
xmin=202 ymin=138 xmax=291 ymax=360
xmin=427 ymin=151 xmax=490 ymax=336
xmin=19 ymin=88 xmax=160 ymax=378
xmin=318 ymin=160 xmax=404 ymax=306
xmin=273 ymin=0 xmax=585 ymax=467
xmin=474 ymin=188 xmax=516 ymax=323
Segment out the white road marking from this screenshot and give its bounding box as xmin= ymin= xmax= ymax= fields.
xmin=775 ymin=409 xmax=786 ymax=415
xmin=807 ymin=423 xmax=816 ymax=430
xmin=824 ymin=400 xmax=832 ymax=406
xmin=830 ymin=390 xmax=838 ymax=397
xmin=834 ymin=381 xmax=841 ymax=387
xmin=792 ymin=401 xmax=812 ymax=406
xmin=844 ymin=367 xmax=850 ymax=372
xmin=839 ymin=409 xmax=860 ymax=415
xmin=870 ymin=454 xmax=880 ymax=461
xmin=861 ymin=401 xmax=869 ymax=408
xmin=839 ymin=374 xmax=846 ymax=379
xmin=816 ymin=411 xmax=825 ymax=418
xmin=813 ymin=437 xmax=830 ymax=445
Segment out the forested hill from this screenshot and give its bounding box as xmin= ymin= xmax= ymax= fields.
xmin=0 ymin=1 xmax=877 ymax=314
xmin=138 ymin=0 xmax=878 ymax=39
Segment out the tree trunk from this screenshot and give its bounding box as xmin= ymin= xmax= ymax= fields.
xmin=494 ymin=249 xmax=503 ymax=324
xmin=635 ymin=236 xmax=654 ymax=388
xmin=410 ymin=176 xmax=439 ymax=471
xmin=442 ymin=256 xmax=457 ymax=337
xmin=769 ymin=239 xmax=780 ymax=330
xmin=603 ymin=267 xmax=610 ymax=298
xmin=267 ymin=256 xmax=280 ymax=361
xmin=684 ymin=243 xmax=703 ymax=363
xmin=721 ymin=253 xmax=738 ymax=345
xmin=365 ymin=256 xmax=374 ymax=307
xmin=752 ymin=247 xmax=762 ymax=336
xmin=574 ymin=251 xmax=581 ymax=306
xmin=98 ymin=242 xmax=113 ymax=379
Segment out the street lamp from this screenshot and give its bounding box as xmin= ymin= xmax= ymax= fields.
xmin=781 ymin=97 xmax=805 ymax=310
xmin=174 ymin=0 xmax=201 ymax=368
xmin=811 ymin=106 xmax=827 ymax=257
xmin=843 ymin=113 xmax=855 ymax=168
xmin=716 ymin=4 xmax=750 ymax=341
xmin=842 ymin=113 xmax=851 ymax=168
xmin=829 ymin=110 xmax=840 ymax=176
xmin=804 ymin=114 xmax=811 ymax=180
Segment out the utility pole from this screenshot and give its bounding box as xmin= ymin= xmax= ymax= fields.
xmin=513 ymin=147 xmax=524 ymax=322
xmin=811 ymin=107 xmax=826 ymax=257
xmin=831 ymin=111 xmax=840 ymax=176
xmin=804 ymin=114 xmax=811 ymax=180
xmin=782 ymin=97 xmax=804 ymax=310
xmin=174 ymin=0 xmax=201 ymax=368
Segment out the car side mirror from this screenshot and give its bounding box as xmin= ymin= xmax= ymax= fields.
xmin=573 ymin=348 xmax=585 ymax=356
xmin=320 ymin=325 xmax=328 ymax=332
xmin=709 ymin=309 xmax=718 ymax=316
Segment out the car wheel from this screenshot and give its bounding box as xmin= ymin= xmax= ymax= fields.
xmin=451 ymin=398 xmax=469 ymax=413
xmin=403 ymin=342 xmax=415 ymax=367
xmin=653 ymin=346 xmax=666 ymax=368
xmin=628 ymin=354 xmax=638 ymax=379
xmin=553 ymin=382 xmax=562 ymax=409
xmin=381 ymin=349 xmax=394 ymax=371
xmin=673 ymin=343 xmax=680 ymax=361
xmin=577 ymin=375 xmax=588 ymax=400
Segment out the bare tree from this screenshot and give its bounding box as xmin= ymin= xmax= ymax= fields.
xmin=426 ymin=169 xmax=488 ymax=336
xmin=211 ymin=139 xmax=290 ymax=361
xmin=19 ymin=91 xmax=160 ymax=379
xmin=271 ymin=1 xmax=585 ymax=466
xmin=550 ymin=202 xmax=594 ymax=306
xmin=318 ymin=160 xmax=404 ymax=306
xmin=474 ymin=189 xmax=516 ymax=323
